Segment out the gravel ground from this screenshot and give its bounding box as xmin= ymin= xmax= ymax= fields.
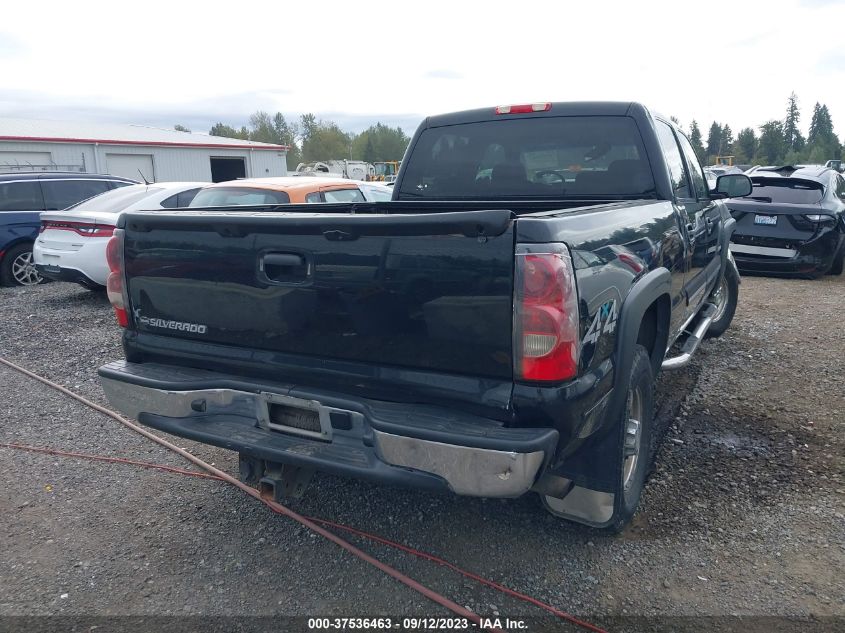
xmin=0 ymin=276 xmax=842 ymax=632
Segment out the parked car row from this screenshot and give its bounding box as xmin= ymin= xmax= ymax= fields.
xmin=0 ymin=174 xmax=392 ymax=288
xmin=0 ymin=172 xmax=135 ymax=286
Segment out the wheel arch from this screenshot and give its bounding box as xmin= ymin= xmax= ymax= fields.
xmin=0 ymin=237 xmax=36 ymax=262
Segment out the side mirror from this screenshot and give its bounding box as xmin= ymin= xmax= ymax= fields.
xmin=712 ymin=174 xmax=752 ymax=199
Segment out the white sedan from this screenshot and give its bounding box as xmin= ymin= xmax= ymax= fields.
xmin=34 ymin=182 xmax=205 ymax=289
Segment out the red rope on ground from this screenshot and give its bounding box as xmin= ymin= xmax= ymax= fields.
xmin=0 ymin=442 xmax=221 ymax=480
xmin=0 ymin=356 xmax=608 ymax=633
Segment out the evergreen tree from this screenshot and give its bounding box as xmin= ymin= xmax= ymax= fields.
xmin=783 ymin=92 xmax=804 ymax=153
xmin=689 ymin=120 xmax=706 ymax=164
xmin=706 ymin=122 xmax=723 ymax=161
xmin=735 ymin=128 xmax=757 ymax=163
xmin=174 ymin=124 xmax=191 ymax=133
xmin=756 ymin=121 xmax=785 ymax=165
xmin=363 ymin=137 xmax=377 ymax=163
xmin=721 ymin=124 xmax=734 ymax=155
xmin=806 ymin=103 xmax=841 ymax=162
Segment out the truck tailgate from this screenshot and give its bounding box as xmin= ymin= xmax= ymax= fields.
xmin=120 ymin=209 xmax=515 ymax=379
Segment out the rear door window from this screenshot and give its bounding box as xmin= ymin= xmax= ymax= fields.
xmin=655 ymin=121 xmax=692 ymax=200
xmin=177 ymin=188 xmax=200 ymax=207
xmin=0 ymin=181 xmax=45 ymax=211
xmin=676 ymin=133 xmax=709 ymax=199
xmin=42 ymin=179 xmax=112 ymax=210
xmin=160 ymin=188 xmax=202 ymax=209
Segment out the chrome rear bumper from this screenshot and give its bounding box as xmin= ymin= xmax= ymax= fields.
xmin=99 ymin=361 xmax=555 ymax=498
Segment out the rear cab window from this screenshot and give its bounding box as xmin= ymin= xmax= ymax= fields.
xmin=397 ymin=116 xmax=656 ymax=201
xmin=189 ymin=187 xmax=291 ymax=206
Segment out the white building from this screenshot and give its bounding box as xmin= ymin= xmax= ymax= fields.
xmin=0 ymin=117 xmax=288 ymax=183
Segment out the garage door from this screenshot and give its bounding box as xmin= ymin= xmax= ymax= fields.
xmin=106 ymin=153 xmax=154 ymax=182
xmin=0 ymin=151 xmax=53 ymax=170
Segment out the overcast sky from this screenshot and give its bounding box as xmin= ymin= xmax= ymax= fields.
xmin=1 ymin=0 xmax=844 ymax=138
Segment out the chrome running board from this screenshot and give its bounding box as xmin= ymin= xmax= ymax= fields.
xmin=661 ymin=302 xmax=717 ymax=371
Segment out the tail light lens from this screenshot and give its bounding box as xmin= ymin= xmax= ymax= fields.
xmin=514 ymin=245 xmax=580 ymax=382
xmin=804 ymin=214 xmax=836 ymax=227
xmin=105 ymin=229 xmax=128 ymax=327
xmin=40 ymin=221 xmax=115 ymax=237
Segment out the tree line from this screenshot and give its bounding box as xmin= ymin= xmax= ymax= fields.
xmin=175 ymin=112 xmax=410 ymax=169
xmin=683 ymin=92 xmax=843 ymax=167
xmin=175 ymin=91 xmax=844 ymax=171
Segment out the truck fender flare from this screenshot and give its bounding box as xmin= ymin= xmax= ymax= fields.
xmin=610 ymin=267 xmax=672 ymax=410
xmin=717 ymin=216 xmax=737 ymax=282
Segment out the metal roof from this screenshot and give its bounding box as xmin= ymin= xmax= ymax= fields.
xmin=0 ymin=117 xmax=288 ymax=151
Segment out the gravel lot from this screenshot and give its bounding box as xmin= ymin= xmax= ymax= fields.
xmin=1 ymin=275 xmax=843 ymax=632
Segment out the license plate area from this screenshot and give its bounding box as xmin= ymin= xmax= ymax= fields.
xmin=257 ymin=393 xmax=332 ymax=441
xmin=754 ymin=214 xmax=778 ymax=226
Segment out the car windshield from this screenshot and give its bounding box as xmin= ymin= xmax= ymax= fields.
xmin=67 ymin=185 xmax=163 ymax=213
xmin=744 ymin=178 xmax=824 ymax=204
xmin=189 ymin=187 xmax=291 ymax=206
xmin=396 ymin=115 xmax=655 ymax=200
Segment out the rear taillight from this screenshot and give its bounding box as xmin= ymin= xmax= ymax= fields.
xmin=40 ymin=220 xmax=115 ymax=237
xmin=514 ymin=246 xmax=580 ymax=382
xmin=804 ymin=214 xmax=836 ymax=227
xmin=105 ymin=229 xmax=128 ymax=327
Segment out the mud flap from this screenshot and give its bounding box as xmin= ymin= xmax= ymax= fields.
xmin=540 ymin=421 xmax=622 ymax=527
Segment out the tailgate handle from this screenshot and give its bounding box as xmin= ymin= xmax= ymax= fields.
xmin=260 ymin=252 xmax=309 ymax=283
xmin=262 ymin=253 xmax=303 ymax=268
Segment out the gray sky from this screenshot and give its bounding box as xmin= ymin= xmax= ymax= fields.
xmin=1 ymin=0 xmax=844 ymax=138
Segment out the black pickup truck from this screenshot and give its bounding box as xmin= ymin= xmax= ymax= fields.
xmin=98 ymin=102 xmax=751 ymax=530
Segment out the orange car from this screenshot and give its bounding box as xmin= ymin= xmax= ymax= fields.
xmin=188 ymin=176 xmax=392 ymax=207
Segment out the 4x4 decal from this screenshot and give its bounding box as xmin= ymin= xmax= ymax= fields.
xmin=583 ymin=299 xmax=617 ymax=346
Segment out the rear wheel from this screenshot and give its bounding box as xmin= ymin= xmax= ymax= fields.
xmin=0 ymin=243 xmax=43 ymax=287
xmin=604 ymin=344 xmax=655 ymax=533
xmin=706 ymin=261 xmax=739 ymax=338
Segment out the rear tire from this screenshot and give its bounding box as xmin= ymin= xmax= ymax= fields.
xmin=604 ymin=344 xmax=655 ymax=533
xmin=828 ymin=244 xmax=844 ymax=276
xmin=0 ymin=243 xmax=43 ymax=287
xmin=706 ymin=262 xmax=739 ymax=339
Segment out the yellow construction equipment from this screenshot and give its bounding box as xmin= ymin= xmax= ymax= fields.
xmin=370 ymin=161 xmax=400 ymax=182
